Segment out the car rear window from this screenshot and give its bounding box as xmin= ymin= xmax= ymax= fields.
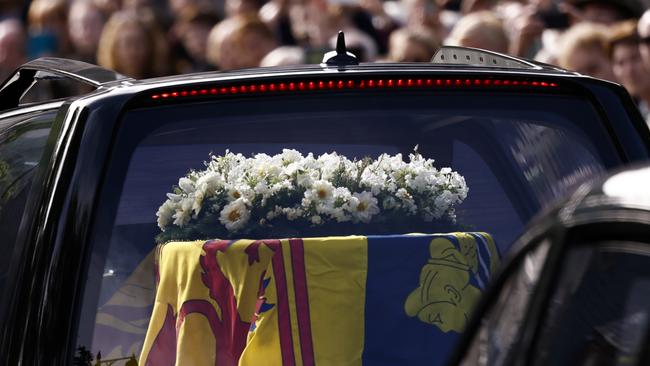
xmin=76 ymin=90 xmax=621 ymax=364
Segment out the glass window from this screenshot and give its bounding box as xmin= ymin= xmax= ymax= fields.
xmin=533 ymin=242 xmax=650 ymax=366
xmin=460 ymin=240 xmax=551 ymax=366
xmin=77 ymin=91 xmax=621 ymax=362
xmin=0 ymin=109 xmax=56 ymax=307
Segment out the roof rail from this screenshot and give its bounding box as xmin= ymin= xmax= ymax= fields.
xmin=0 ymin=57 xmax=132 ymax=111
xmin=431 ymin=46 xmax=540 ymax=69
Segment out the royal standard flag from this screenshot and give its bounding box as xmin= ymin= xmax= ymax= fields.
xmin=139 ymin=233 xmax=499 ymax=366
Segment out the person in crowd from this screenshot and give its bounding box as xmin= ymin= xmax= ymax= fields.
xmin=565 ymin=0 xmax=644 ymax=25
xmin=403 ymin=0 xmax=446 ymax=42
xmin=556 ymin=22 xmax=615 ymax=81
xmin=170 ymin=6 xmax=220 ymax=73
xmin=27 ymin=0 xmax=71 ymax=58
xmin=460 ymin=0 xmax=498 ymax=14
xmin=97 ymin=10 xmax=169 ymax=78
xmin=638 ymin=9 xmax=650 ymax=70
xmin=260 ymin=45 xmax=305 ymax=66
xmin=498 ymin=1 xmax=545 ymax=58
xmin=93 ymin=0 xmax=122 ymax=15
xmin=444 ymin=10 xmax=508 ymax=54
xmin=226 ymin=0 xmax=266 ymax=17
xmin=292 ymin=0 xmax=342 ymax=49
xmin=609 ymin=21 xmax=650 ymax=98
xmin=387 ymin=27 xmax=438 ymax=62
xmin=608 ymin=20 xmax=650 ymax=125
xmin=0 ymin=1 xmax=21 ymax=20
xmin=258 ymin=0 xmax=299 ymax=46
xmin=123 ymin=0 xmax=158 ymax=12
xmin=0 ymin=18 xmax=25 ymax=80
xmin=206 ymin=15 xmax=277 ymax=70
xmin=68 ymin=0 xmax=106 ymax=63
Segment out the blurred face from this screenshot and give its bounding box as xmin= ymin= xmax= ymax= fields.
xmin=639 ymin=18 xmax=650 ymax=69
xmin=612 ymin=43 xmax=650 ymax=96
xmin=69 ymin=4 xmax=105 ymax=55
xmin=94 ymin=0 xmax=122 ymax=14
xmin=458 ymin=31 xmax=507 ymax=54
xmin=407 ymin=0 xmax=440 ymax=31
xmin=182 ymin=22 xmax=212 ymax=62
xmin=114 ymin=23 xmax=150 ymax=78
xmin=581 ymin=3 xmax=624 ymax=25
xmin=0 ymin=25 xmax=25 ymax=74
xmin=566 ymin=45 xmax=615 ymax=81
xmin=123 ymin=0 xmax=155 ymax=11
xmin=169 ymin=0 xmax=196 ymax=13
xmin=225 ymin=0 xmax=259 ymax=17
xmin=391 ymin=40 xmax=432 ymax=62
xmin=219 ymin=31 xmax=276 ymax=70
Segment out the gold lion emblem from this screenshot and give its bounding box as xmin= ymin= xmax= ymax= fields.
xmin=404 ymin=237 xmax=482 ymax=333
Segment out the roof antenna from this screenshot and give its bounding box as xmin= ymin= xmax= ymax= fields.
xmin=321 ymin=31 xmax=359 ymax=67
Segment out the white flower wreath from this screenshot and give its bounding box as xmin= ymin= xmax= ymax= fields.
xmin=155 ymin=149 xmax=468 ymax=242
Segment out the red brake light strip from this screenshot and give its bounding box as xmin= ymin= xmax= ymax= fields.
xmin=150 ymin=78 xmax=558 ymax=100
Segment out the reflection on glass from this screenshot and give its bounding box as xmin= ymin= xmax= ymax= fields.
xmin=534 ymin=243 xmax=650 ymax=366
xmin=461 ymin=240 xmax=550 ymax=366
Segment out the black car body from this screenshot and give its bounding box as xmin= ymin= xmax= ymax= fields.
xmin=448 ymin=164 xmax=650 ymax=366
xmin=1 ymin=44 xmax=649 ymax=365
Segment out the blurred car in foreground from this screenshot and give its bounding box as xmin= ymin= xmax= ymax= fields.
xmin=0 ymin=36 xmax=649 ymax=365
xmin=448 ymin=164 xmax=650 ymax=366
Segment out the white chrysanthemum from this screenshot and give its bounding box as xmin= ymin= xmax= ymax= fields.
xmin=311 ymin=215 xmax=322 ymax=225
xmin=226 ymin=185 xmax=253 ymax=202
xmin=349 ymin=191 xmax=380 ymax=223
xmin=310 ymin=180 xmax=334 ymax=201
xmin=156 ymin=200 xmax=176 ymax=230
xmin=219 ymin=198 xmax=251 ymax=231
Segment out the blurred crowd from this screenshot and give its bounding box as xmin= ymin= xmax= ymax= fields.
xmin=1 ymin=0 xmax=650 ymax=120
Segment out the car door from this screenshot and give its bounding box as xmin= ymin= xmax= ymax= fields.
xmin=0 ymin=102 xmax=63 ymax=341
